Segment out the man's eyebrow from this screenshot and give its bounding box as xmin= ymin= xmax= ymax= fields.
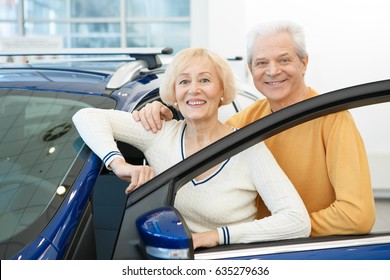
xmin=253 ymin=55 xmax=267 ymax=62
xmin=278 ymin=51 xmax=292 ymax=57
xmin=256 ymin=51 xmax=291 ymax=59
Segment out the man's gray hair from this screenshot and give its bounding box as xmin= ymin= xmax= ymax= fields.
xmin=246 ymin=20 xmax=308 ymax=65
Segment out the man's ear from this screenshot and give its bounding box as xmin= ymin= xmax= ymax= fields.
xmin=302 ymin=55 xmax=309 ymax=74
xmin=248 ymin=63 xmax=253 ymax=75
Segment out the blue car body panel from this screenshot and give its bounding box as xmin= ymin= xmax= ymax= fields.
xmin=232 ymin=244 xmax=390 ymax=260
xmin=3 ymin=66 xmax=160 ymax=260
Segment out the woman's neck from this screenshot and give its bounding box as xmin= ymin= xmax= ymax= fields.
xmin=184 ymin=120 xmax=233 ymax=156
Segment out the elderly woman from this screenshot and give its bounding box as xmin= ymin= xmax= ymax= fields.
xmin=72 ymin=47 xmax=310 ymax=249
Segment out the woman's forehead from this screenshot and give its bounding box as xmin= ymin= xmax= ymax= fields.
xmin=179 ymin=58 xmax=217 ymax=74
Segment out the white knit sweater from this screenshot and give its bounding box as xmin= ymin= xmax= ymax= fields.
xmin=72 ymin=108 xmax=310 ymax=245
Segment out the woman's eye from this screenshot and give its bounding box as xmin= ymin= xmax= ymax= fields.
xmin=200 ymin=78 xmax=210 ymax=83
xmin=179 ymin=80 xmax=189 ymax=85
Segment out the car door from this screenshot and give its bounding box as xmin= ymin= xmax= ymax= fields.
xmin=112 ymin=79 xmax=390 ymax=260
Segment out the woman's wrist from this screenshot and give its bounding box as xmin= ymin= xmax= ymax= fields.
xmin=109 ymin=157 xmax=127 ymax=171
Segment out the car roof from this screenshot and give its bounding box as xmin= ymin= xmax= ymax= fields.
xmin=0 ymin=48 xmax=174 ymax=108
xmin=0 ymin=47 xmax=173 ymax=91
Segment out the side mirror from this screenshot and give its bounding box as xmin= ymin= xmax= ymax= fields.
xmin=136 ymin=206 xmax=194 ymax=260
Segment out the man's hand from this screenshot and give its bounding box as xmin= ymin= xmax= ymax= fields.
xmin=192 ymin=230 xmax=219 ymax=249
xmin=109 ymin=158 xmax=155 ymax=194
xmin=132 ymin=100 xmax=174 ymax=133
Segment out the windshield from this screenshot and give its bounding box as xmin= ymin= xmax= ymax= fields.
xmin=0 ymin=89 xmax=116 ymax=258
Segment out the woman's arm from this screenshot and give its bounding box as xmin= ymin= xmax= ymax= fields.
xmin=109 ymin=157 xmax=154 ymax=194
xmin=191 ymin=231 xmax=219 ymax=249
xmin=72 ymin=108 xmax=156 ymax=193
xmin=224 ymin=142 xmax=311 ymax=244
xmin=73 ymin=108 xmax=157 ymax=166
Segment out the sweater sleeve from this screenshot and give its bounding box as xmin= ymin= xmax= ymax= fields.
xmin=218 ymin=142 xmax=311 ymax=244
xmin=310 ymin=112 xmax=376 ymax=236
xmin=72 ymin=108 xmax=157 ymax=168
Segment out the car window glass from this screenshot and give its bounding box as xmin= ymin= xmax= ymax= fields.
xmin=350 ymin=103 xmax=390 ymax=233
xmin=0 ymin=89 xmax=115 ymax=256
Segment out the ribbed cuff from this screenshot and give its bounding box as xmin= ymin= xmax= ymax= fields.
xmin=103 ymin=151 xmax=124 ymax=169
xmin=217 ymin=227 xmax=230 ymax=245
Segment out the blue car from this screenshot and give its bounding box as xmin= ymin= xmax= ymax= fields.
xmin=0 ymin=48 xmax=389 ymax=260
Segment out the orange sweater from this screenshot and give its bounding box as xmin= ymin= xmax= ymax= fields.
xmin=226 ymin=88 xmax=376 ymax=236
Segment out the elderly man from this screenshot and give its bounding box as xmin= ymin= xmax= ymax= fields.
xmin=133 ymin=20 xmax=375 ymax=236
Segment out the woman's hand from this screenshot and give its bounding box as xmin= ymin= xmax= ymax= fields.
xmin=192 ymin=230 xmax=219 ymax=249
xmin=109 ymin=158 xmax=155 ymax=194
xmin=132 ymin=101 xmax=173 ymax=133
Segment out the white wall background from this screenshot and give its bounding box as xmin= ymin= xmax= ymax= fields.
xmin=193 ymin=0 xmax=390 ymax=92
xmin=192 ymin=0 xmax=390 ymax=195
xmin=245 ymin=0 xmax=390 ymax=93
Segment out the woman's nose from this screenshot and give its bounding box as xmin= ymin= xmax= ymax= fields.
xmin=188 ymin=82 xmax=199 ymax=94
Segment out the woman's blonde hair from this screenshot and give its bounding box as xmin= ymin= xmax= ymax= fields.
xmin=159 ymin=48 xmax=237 ymax=106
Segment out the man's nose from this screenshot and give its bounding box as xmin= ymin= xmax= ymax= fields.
xmin=266 ymin=62 xmax=281 ymax=76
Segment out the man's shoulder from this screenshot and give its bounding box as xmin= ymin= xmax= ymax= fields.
xmin=227 ymin=98 xmax=269 ymax=126
xmin=238 ymin=98 xmax=269 ymax=115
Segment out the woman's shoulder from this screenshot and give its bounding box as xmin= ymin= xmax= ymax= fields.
xmin=156 ymin=119 xmax=186 ymax=139
xmin=161 ymin=119 xmax=185 ymax=130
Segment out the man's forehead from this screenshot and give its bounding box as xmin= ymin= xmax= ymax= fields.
xmin=253 ymin=48 xmax=295 ymax=59
xmin=252 ymin=33 xmax=296 ymax=57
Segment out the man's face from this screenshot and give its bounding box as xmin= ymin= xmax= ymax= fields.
xmin=249 ymin=32 xmax=308 ymax=110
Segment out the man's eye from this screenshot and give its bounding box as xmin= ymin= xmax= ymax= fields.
xmin=255 ymin=61 xmax=267 ymax=67
xmin=280 ymin=58 xmax=291 ymax=64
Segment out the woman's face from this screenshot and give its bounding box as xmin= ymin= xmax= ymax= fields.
xmin=174 ymin=58 xmax=224 ymax=122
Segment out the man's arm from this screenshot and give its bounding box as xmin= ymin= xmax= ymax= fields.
xmin=310 ymin=112 xmax=376 ymax=236
xmin=132 ymin=100 xmax=174 ymax=133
